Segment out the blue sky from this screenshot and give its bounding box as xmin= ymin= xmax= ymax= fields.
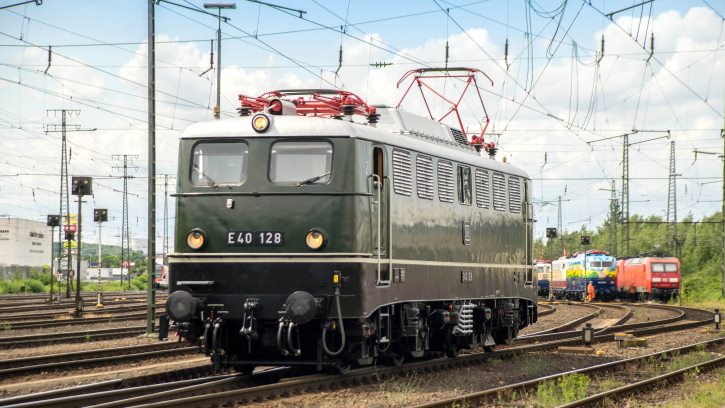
xmin=0 ymin=0 xmax=723 ymax=254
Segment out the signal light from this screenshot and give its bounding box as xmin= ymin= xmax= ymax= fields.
xmin=47 ymin=215 xmax=60 ymax=228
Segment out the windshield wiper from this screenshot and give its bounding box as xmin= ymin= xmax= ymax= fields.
xmin=193 ymin=165 xmax=217 ymax=187
xmin=296 ymin=171 xmax=331 ymax=188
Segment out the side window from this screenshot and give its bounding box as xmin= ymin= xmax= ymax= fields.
xmin=437 ymin=160 xmax=454 ymax=203
xmin=475 ymin=169 xmax=490 ymax=209
xmin=492 ymin=172 xmax=506 ymax=211
xmin=457 ymin=165 xmax=472 ymax=205
xmin=392 ymin=149 xmax=412 ymax=196
xmin=373 ymin=146 xmax=384 ymax=186
xmin=416 ymin=155 xmax=434 ymax=200
xmin=508 ymin=176 xmax=522 ymax=213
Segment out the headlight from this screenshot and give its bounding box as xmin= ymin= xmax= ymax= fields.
xmin=652 ymin=277 xmax=661 ymax=282
xmin=186 ymin=229 xmax=206 ymax=250
xmin=252 ymin=113 xmax=270 ymax=132
xmin=305 ymin=229 xmax=326 ymax=250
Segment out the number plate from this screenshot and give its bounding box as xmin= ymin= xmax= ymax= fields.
xmin=226 ymin=231 xmax=284 ymax=246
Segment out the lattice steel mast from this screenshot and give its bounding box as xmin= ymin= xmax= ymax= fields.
xmin=45 ymin=109 xmax=95 ymax=297
xmin=113 ymin=155 xmax=138 ymax=289
xmin=666 ymin=141 xmax=678 ymax=257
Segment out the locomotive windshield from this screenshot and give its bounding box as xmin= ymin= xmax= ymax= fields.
xmin=191 ymin=141 xmax=248 ymax=186
xmin=653 ymin=263 xmax=678 ymax=272
xmin=270 ymin=141 xmax=333 ymax=185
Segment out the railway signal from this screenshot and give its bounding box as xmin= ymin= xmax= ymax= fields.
xmin=46 ymin=215 xmax=60 ymax=303
xmin=546 ymin=228 xmax=557 ymax=238
xmin=581 ymin=236 xmax=591 ymax=301
xmin=94 ymin=208 xmax=108 ymax=309
xmin=71 ymin=176 xmax=92 ymax=317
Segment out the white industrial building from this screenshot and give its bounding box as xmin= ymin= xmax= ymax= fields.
xmin=0 ymin=218 xmax=52 ymax=277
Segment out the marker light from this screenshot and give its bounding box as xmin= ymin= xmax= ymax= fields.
xmin=252 ymin=113 xmax=270 ymax=133
xmin=305 ymin=230 xmax=325 ymax=250
xmin=186 ymin=229 xmax=206 ymax=250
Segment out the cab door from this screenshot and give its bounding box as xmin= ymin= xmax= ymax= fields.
xmin=371 ymin=145 xmax=390 ymax=285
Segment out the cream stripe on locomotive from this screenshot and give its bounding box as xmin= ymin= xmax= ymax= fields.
xmin=167 ymin=255 xmax=531 ymax=270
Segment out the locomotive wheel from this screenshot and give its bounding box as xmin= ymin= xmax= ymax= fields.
xmin=233 ymin=364 xmax=256 ymax=375
xmin=386 ymin=352 xmax=405 ymax=367
xmin=483 ymin=345 xmax=495 ymax=352
xmin=334 ymin=360 xmax=352 ymax=375
xmin=445 ymin=346 xmax=459 ymax=358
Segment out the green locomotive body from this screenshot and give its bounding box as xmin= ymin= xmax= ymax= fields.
xmin=166 ymin=100 xmax=537 ymax=372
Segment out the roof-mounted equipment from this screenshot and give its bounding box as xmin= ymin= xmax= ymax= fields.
xmin=238 ymin=89 xmax=378 ymax=123
xmin=396 ymin=67 xmax=497 ymax=156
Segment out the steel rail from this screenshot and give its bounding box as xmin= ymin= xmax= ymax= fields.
xmin=0 ymin=304 xmax=165 ymax=322
xmin=520 ymin=303 xmax=602 ymax=336
xmin=104 ymin=315 xmax=717 ymax=408
xmin=0 ymin=374 xmax=237 ymax=408
xmin=0 ymin=312 xmax=163 ymax=330
xmin=0 ymin=298 xmax=165 ymax=313
xmin=559 ymin=356 xmax=725 ymax=407
xmin=0 ymin=343 xmax=196 ymax=377
xmin=518 ymin=304 xmax=685 ymax=343
xmin=0 ymin=326 xmax=147 ymax=347
xmin=412 ymin=337 xmax=725 ymax=408
xmin=537 ymin=304 xmax=556 ymax=316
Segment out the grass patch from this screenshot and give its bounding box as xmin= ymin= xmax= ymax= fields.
xmin=536 ymin=372 xmax=591 ymax=408
xmin=377 ymin=372 xmax=428 ymax=406
xmin=519 ymin=354 xmax=550 ymax=378
xmin=665 ymin=350 xmax=712 ymax=373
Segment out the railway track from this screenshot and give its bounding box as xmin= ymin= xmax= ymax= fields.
xmin=0 ymin=326 xmax=148 ymax=348
xmin=0 ymin=296 xmax=166 ymax=313
xmin=0 ymin=342 xmax=196 ymax=378
xmin=0 ymin=312 xmax=164 ymax=331
xmin=0 ymin=304 xmax=165 ymax=322
xmin=4 ymin=304 xmax=716 ymax=408
xmin=413 ymin=337 xmax=725 ymax=408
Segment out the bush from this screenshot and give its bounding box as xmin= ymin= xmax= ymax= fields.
xmin=132 ymin=273 xmax=148 ymax=291
xmin=25 ymin=279 xmax=45 ymax=293
xmin=0 ymin=280 xmax=22 ymax=294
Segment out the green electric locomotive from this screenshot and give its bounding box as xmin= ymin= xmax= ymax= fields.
xmin=165 ymin=69 xmax=538 ymax=373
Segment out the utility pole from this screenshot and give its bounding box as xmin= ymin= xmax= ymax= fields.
xmin=666 ymin=141 xmax=679 ymax=258
xmin=558 ymin=196 xmax=564 ymax=256
xmin=204 ymin=2 xmax=236 ymax=119
xmin=588 ymin=129 xmax=670 ymax=257
xmin=622 ymin=134 xmax=630 ymax=257
xmin=113 ymin=154 xmax=138 ymax=290
xmin=148 ymin=0 xmax=158 ymax=334
xmin=162 ymin=175 xmax=176 ymax=260
xmin=45 ymin=109 xmax=95 ymax=297
xmin=694 ymin=130 xmax=725 ymax=298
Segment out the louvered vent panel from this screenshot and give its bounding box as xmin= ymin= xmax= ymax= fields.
xmin=509 ymin=176 xmax=522 ymax=213
xmin=416 ymin=155 xmax=434 ymax=200
xmin=475 ymin=169 xmax=490 ymax=208
xmin=450 ymin=128 xmax=468 ymax=145
xmin=437 ymin=160 xmax=454 ymax=203
xmin=392 ymin=149 xmax=413 ymax=196
xmin=492 ymin=172 xmax=506 ymax=211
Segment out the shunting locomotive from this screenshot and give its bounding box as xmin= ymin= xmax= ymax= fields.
xmin=164 ymin=68 xmax=538 ymax=373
